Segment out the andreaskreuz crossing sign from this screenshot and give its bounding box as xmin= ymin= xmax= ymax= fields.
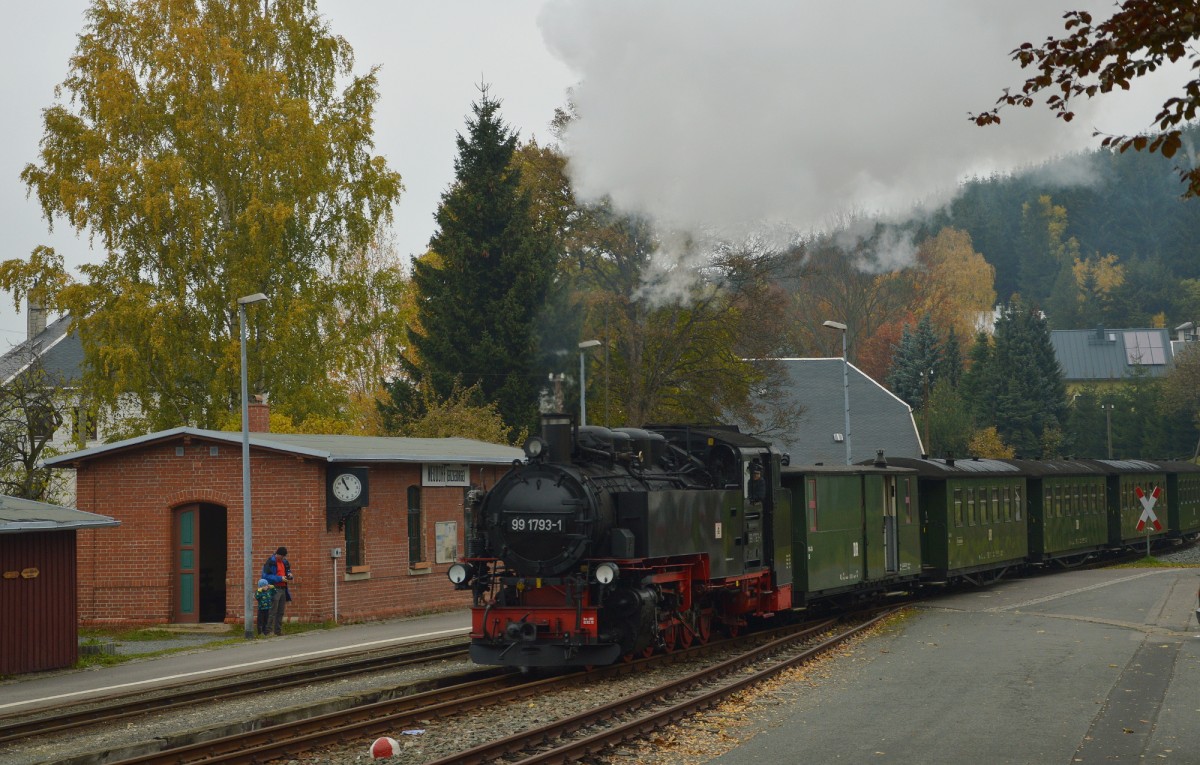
xmin=1135 ymin=485 xmax=1162 ymax=532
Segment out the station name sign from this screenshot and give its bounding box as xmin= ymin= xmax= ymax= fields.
xmin=423 ymin=463 xmax=470 ymax=487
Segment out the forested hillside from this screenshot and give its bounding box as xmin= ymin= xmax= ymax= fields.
xmin=921 ymin=125 xmax=1200 ymax=329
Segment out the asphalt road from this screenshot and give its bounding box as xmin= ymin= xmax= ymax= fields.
xmin=714 ymin=567 xmax=1200 ymax=765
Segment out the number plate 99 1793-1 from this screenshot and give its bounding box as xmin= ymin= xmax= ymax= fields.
xmin=507 ymin=516 xmax=565 ymax=533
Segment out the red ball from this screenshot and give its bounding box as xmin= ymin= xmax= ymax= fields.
xmin=370 ymin=736 xmax=400 ymax=759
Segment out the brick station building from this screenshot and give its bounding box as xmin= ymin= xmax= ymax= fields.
xmin=44 ymin=406 xmax=520 ymax=627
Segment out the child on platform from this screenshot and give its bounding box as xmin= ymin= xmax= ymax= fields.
xmin=255 ymin=578 xmax=274 ymax=636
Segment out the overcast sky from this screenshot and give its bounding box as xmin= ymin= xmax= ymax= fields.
xmin=0 ymin=1 xmax=1189 ymax=347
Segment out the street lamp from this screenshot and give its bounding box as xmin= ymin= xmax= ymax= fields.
xmin=238 ymin=292 xmax=268 ymax=639
xmin=1101 ymin=402 xmax=1115 ymax=459
xmin=578 ymin=340 xmax=601 ymax=426
xmin=822 ymin=320 xmax=851 ymax=465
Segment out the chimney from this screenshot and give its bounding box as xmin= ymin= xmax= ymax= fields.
xmin=27 ymin=299 xmax=47 ymax=340
xmin=248 ymin=393 xmax=270 ymax=433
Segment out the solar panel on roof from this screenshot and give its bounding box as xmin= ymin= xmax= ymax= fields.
xmin=1124 ymin=331 xmax=1166 ymax=365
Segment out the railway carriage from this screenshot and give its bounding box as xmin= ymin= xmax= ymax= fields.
xmin=1150 ymin=460 xmax=1200 ymax=543
xmin=781 ymin=459 xmax=920 ymax=606
xmin=1080 ymin=460 xmax=1171 ymax=549
xmin=883 ymin=457 xmax=1028 ymax=584
xmin=1004 ymin=459 xmax=1109 ymax=565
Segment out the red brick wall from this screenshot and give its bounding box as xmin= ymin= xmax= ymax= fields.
xmin=71 ymin=437 xmax=510 ymax=626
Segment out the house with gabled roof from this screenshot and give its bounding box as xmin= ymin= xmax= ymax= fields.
xmin=1048 ymin=327 xmax=1177 ymax=386
xmin=759 ymin=358 xmax=923 ymax=465
xmin=1 ymin=309 xmax=100 ymax=440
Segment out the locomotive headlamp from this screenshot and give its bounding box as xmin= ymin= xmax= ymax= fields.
xmin=447 ymin=563 xmax=474 ymax=585
xmin=594 ymin=561 xmax=619 ymax=585
xmin=523 ymin=437 xmax=548 ymax=460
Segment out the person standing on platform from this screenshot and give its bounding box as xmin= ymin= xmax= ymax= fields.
xmin=261 ymin=546 xmax=293 ymax=636
xmin=254 ymin=578 xmax=274 ymax=636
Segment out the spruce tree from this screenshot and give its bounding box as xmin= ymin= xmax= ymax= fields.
xmin=985 ymin=301 xmax=1068 ymax=457
xmin=393 ymin=88 xmax=554 ymax=432
xmin=885 ymin=315 xmax=942 ymax=408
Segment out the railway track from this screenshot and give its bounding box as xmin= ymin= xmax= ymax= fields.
xmin=60 ymin=612 xmax=892 ymax=765
xmin=0 ymin=639 xmax=473 ymax=749
xmin=424 ymin=610 xmax=897 ymax=765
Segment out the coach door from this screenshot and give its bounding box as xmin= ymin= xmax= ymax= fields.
xmin=883 ymin=477 xmax=899 ymax=574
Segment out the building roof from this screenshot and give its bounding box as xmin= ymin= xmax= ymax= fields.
xmin=42 ymin=427 xmax=524 ymax=467
xmin=1049 ymin=327 xmax=1173 ymax=381
xmin=761 ymin=358 xmax=923 ymax=466
xmin=0 ymin=313 xmax=82 ymax=386
xmin=0 ymin=495 xmax=119 ymax=534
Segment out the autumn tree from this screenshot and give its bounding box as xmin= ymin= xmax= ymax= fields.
xmin=0 ymin=350 xmax=69 ymax=501
xmin=394 ymin=89 xmax=555 ymax=434
xmin=973 ymin=1 xmax=1200 ymax=195
xmin=5 ymin=0 xmax=402 ymax=433
xmin=910 ymin=228 xmax=996 ymax=343
xmin=792 ymin=231 xmax=912 ymax=383
xmin=570 ymin=211 xmax=765 ymax=427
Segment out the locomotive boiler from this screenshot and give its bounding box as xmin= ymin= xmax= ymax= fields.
xmin=448 ymin=415 xmax=792 ymax=667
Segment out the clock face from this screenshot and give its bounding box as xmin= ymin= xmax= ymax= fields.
xmin=332 ymin=472 xmax=363 ymax=503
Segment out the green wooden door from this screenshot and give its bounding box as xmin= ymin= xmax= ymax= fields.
xmin=174 ymin=505 xmax=199 ymax=623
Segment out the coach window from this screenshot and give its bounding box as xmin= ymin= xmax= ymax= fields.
xmin=407 ymin=486 xmax=425 ymax=567
xmin=1014 ymin=488 xmax=1022 ymax=521
xmin=953 ymin=487 xmax=963 ymax=527
xmin=990 ymin=487 xmax=1000 ymax=523
xmin=968 ymin=488 xmax=977 ymax=526
xmin=904 ymin=478 xmax=913 ymax=523
xmin=1003 ymin=486 xmax=1012 ymax=522
xmin=808 ymin=478 xmax=819 ymax=532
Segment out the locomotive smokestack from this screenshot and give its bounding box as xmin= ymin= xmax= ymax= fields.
xmin=541 ymin=413 xmax=573 ymax=464
xmin=874 ymin=450 xmax=887 ymax=468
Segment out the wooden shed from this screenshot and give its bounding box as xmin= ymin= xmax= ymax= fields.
xmin=0 ymin=497 xmax=118 ymax=674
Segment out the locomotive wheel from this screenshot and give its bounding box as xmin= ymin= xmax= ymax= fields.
xmin=678 ymin=623 xmax=694 ymax=649
xmin=697 ymin=612 xmax=713 ymax=644
xmin=642 ymin=642 xmax=656 ymax=658
xmin=725 ymin=621 xmax=740 ymax=638
xmin=663 ymin=623 xmax=679 ymax=652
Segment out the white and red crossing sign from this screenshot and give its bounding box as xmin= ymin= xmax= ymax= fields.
xmin=1135 ymin=485 xmax=1162 ymax=532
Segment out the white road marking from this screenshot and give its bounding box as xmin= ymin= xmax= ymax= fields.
xmin=983 ymin=571 xmax=1166 ymax=612
xmin=0 ymin=626 xmax=469 ymax=711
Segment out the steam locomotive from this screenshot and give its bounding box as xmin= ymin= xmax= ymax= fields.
xmin=447 ymin=416 xmax=1200 ymax=669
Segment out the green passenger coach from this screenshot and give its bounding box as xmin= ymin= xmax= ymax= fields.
xmin=1004 ymin=459 xmax=1109 ymax=565
xmin=780 ymin=461 xmax=921 ymax=606
xmin=1081 ymin=460 xmax=1170 ymax=549
xmin=883 ymin=457 xmax=1028 ymax=584
xmin=1151 ymin=460 xmax=1200 ymax=543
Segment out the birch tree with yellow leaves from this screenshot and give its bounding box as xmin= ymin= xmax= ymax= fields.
xmin=3 ymin=0 xmax=402 ymax=433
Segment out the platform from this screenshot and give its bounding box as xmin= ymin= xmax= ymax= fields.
xmin=0 ymin=611 xmax=470 ymax=715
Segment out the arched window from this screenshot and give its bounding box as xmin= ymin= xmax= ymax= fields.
xmin=407 ymin=486 xmax=424 ymax=566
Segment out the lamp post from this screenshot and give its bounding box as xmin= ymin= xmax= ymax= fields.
xmin=822 ymin=320 xmax=851 ymax=465
xmin=1101 ymin=402 xmax=1114 ymax=459
xmin=238 ymin=292 xmax=268 ymax=639
xmin=578 ymin=340 xmax=601 ymax=425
